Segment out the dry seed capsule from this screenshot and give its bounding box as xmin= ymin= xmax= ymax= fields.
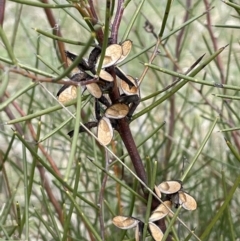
xmin=86 ymin=82 xmax=102 ymax=99
xmin=149 ymin=200 xmax=172 ymax=222
xmin=105 ymin=103 xmax=129 ymax=119
xmin=112 ymin=216 xmax=139 ymax=229
xmin=148 ymin=222 xmax=163 ymax=241
xmin=118 ymin=39 xmax=132 ymax=63
xmin=99 ymin=70 xmax=113 ymax=82
xmin=158 ymin=180 xmax=182 ymax=194
xmin=178 ymin=191 xmax=197 ymax=211
xmin=120 ymin=75 xmax=139 ymax=95
xmin=57 ymin=85 xmax=77 ymax=104
xmin=98 ymin=44 xmax=122 ymax=68
xmin=97 ymin=117 xmax=113 ymax=146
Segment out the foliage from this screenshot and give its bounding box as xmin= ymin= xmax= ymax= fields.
xmin=1 ymin=0 xmax=240 ymax=240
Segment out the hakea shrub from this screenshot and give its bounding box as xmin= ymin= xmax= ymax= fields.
xmin=112 ymin=180 xmax=197 ymax=241
xmin=56 ymin=39 xmax=140 ymax=145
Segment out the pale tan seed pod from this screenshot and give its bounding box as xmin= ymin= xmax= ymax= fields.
xmin=154 ymin=185 xmax=161 ymax=199
xmin=115 ymin=66 xmax=135 ymax=89
xmin=135 ymin=223 xmax=140 ymax=241
xmin=149 ymin=201 xmax=172 ymax=222
xmin=112 ymin=216 xmax=139 ymax=230
xmin=105 ymin=103 xmax=129 ymax=119
xmin=98 ymin=44 xmax=122 ymax=68
xmin=58 ymin=85 xmax=77 ymax=104
xmin=99 ymin=70 xmax=113 ymax=82
xmin=67 ymin=61 xmax=80 ymax=77
xmin=97 ymin=117 xmax=113 ymax=146
xmin=65 ymin=53 xmax=80 ymax=77
xmin=86 ymin=82 xmax=102 ymax=98
xmin=120 ymin=75 xmax=139 ymax=95
xmin=148 ymin=222 xmax=163 ymax=241
xmin=158 ymin=180 xmax=182 ymax=194
xmin=179 ymin=191 xmax=197 ymax=211
xmin=119 ymin=39 xmax=132 ymax=63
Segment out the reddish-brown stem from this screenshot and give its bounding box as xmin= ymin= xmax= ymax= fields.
xmin=74 ymin=2 xmax=104 ymax=45
xmin=89 ymin=1 xmax=104 ymax=44
xmin=0 ymin=0 xmax=5 ymax=26
xmin=88 ymin=0 xmax=98 ymax=24
xmin=175 ymin=0 xmax=191 ymax=57
xmin=204 ymin=0 xmax=225 ymax=84
xmin=111 ymin=0 xmax=124 ymax=43
xmin=0 ymin=63 xmax=100 ymax=86
xmin=1 ymin=99 xmax=24 ymax=136
xmin=165 ymin=0 xmax=191 ymax=161
xmin=117 ymin=118 xmax=147 ymax=186
xmin=107 ymin=66 xmax=147 ymax=191
xmin=41 ymin=0 xmax=67 ymax=68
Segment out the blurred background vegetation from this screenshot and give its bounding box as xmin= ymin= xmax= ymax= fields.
xmin=1 ymin=0 xmax=240 ymax=240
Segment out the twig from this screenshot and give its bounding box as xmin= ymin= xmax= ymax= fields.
xmin=1 ymin=97 xmax=24 ymax=136
xmin=0 ymin=63 xmax=99 ymax=86
xmin=0 ymin=0 xmax=5 ymax=26
xmin=111 ymin=0 xmax=124 ymax=43
xmin=175 ymin=0 xmax=191 ymax=58
xmin=165 ymin=0 xmax=191 ymax=162
xmin=117 ymin=118 xmax=147 ymax=186
xmin=87 ymin=0 xmax=104 ymax=44
xmin=107 ymin=66 xmax=148 ymax=190
xmin=88 ymin=0 xmax=98 ymax=24
xmin=138 ymin=37 xmax=161 ymax=85
xmin=41 ymin=0 xmax=67 ymax=68
xmin=204 ymin=0 xmax=225 ymax=84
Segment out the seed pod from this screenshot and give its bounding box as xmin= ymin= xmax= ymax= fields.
xmin=70 ymin=71 xmax=89 ymax=82
xmin=105 ymin=103 xmax=129 ymax=119
xmin=120 ymin=75 xmax=138 ymax=95
xmin=86 ymin=83 xmax=102 ymax=98
xmin=95 ymin=98 xmax=101 ymax=120
xmin=57 ymin=85 xmax=77 ymax=104
xmin=65 ymin=50 xmax=89 ymax=72
xmin=154 ymin=185 xmax=161 ymax=198
xmin=66 ymin=58 xmax=80 ymax=77
xmin=149 ymin=201 xmax=172 ymax=222
xmin=178 ymin=191 xmax=197 ymax=211
xmin=65 ymin=50 xmax=77 ymax=62
xmin=99 ymin=70 xmax=113 ymax=82
xmin=135 ymin=221 xmax=144 ymax=241
xmin=88 ymin=45 xmax=101 ymax=68
xmin=98 ymin=44 xmax=122 ymax=68
xmin=67 ymin=121 xmax=98 ymax=137
xmin=97 ymin=117 xmax=113 ymax=146
xmin=119 ymin=39 xmax=132 ymax=62
xmin=115 ymin=66 xmax=135 ymax=88
xmin=117 ymin=95 xmax=139 ymax=105
xmin=158 ymin=180 xmax=182 ymax=194
xmin=135 ymin=223 xmax=140 ymax=241
xmin=112 ymin=216 xmax=139 ymax=229
xmin=148 ymin=222 xmax=163 ymax=241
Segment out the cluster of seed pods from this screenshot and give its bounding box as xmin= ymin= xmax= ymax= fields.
xmin=112 ymin=180 xmax=197 ymax=241
xmin=57 ymin=40 xmax=139 ymax=145
xmin=112 ymin=215 xmax=163 ymax=241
